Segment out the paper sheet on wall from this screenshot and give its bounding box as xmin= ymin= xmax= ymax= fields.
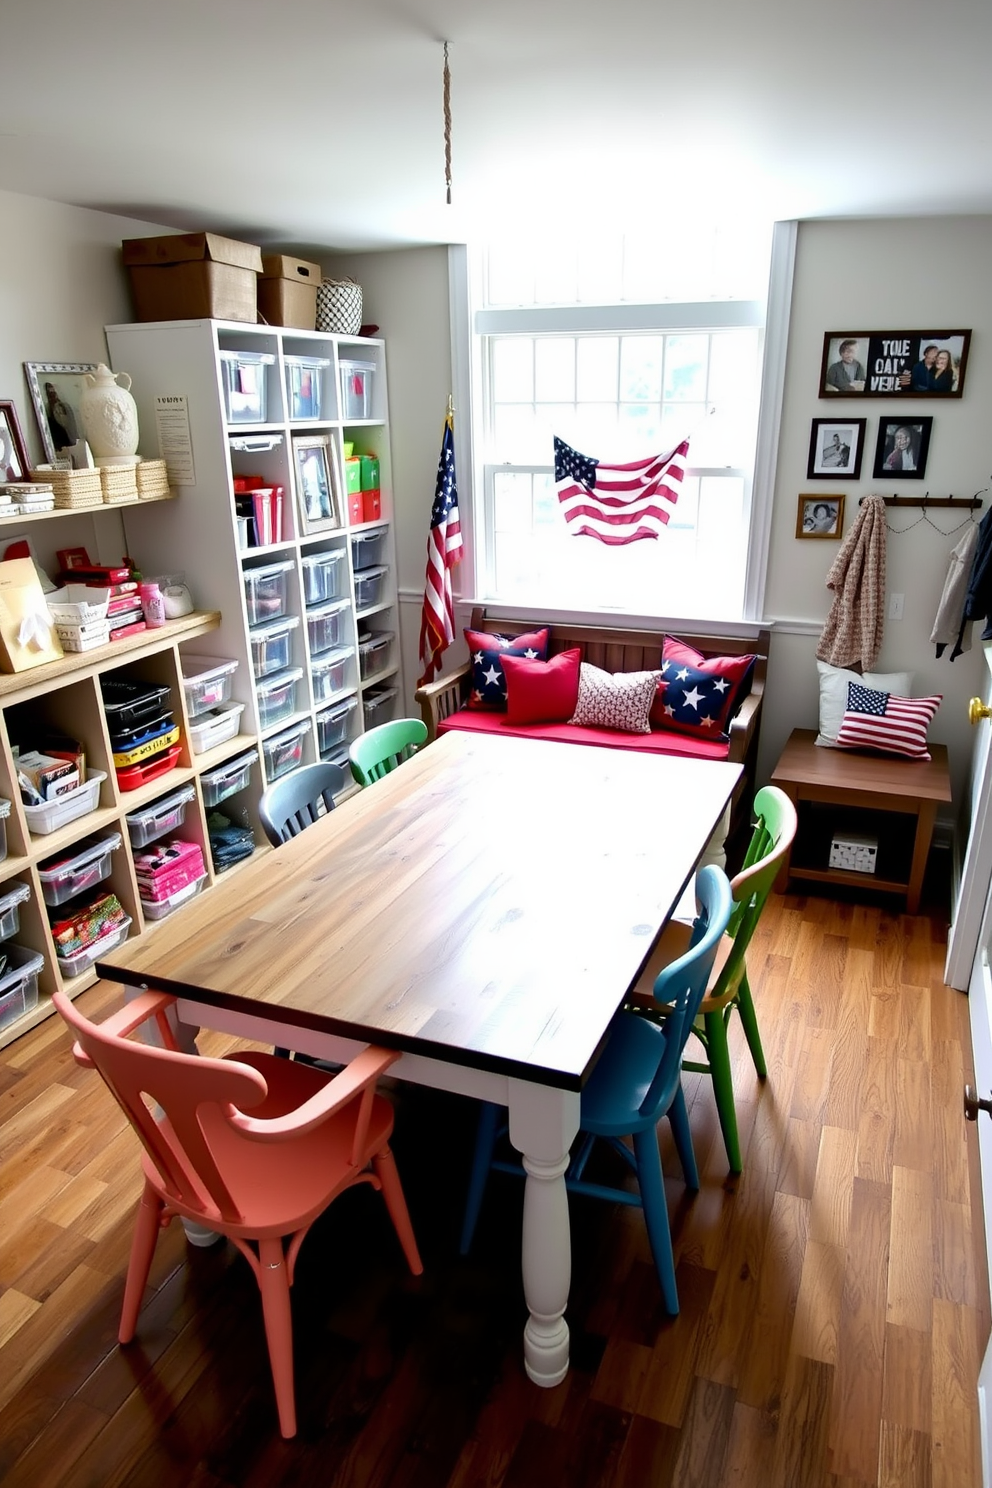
xmin=154 ymin=395 xmax=196 ymax=486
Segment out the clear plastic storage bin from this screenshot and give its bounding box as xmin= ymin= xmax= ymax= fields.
xmin=256 ymin=668 xmax=303 ymax=730
xmin=358 ymin=630 xmax=394 ymax=681
xmin=316 ymin=696 xmax=358 ymax=754
xmin=141 ymin=874 xmax=207 ymax=921
xmin=200 ymin=750 xmax=258 ymax=808
xmin=180 ymin=655 xmax=239 ymax=718
xmin=362 ymin=686 xmax=397 ymax=728
xmin=339 ymin=359 xmax=376 ymax=419
xmin=351 ymin=528 xmax=387 ymax=570
xmin=249 ymin=615 xmax=299 ymax=678
xmin=301 ymin=549 xmax=345 ymax=605
xmin=188 ymin=702 xmax=246 ymax=755
xmin=353 ymin=564 xmax=388 ymax=611
xmin=262 ymin=719 xmax=312 ymax=781
xmin=311 ymin=646 xmax=354 ymax=702
xmin=284 ymin=355 xmax=330 ymax=420
xmin=219 ymin=350 xmax=275 ymax=423
xmin=126 ymin=785 xmax=196 ymax=848
xmin=0 ymin=881 xmax=30 ymax=939
xmin=38 ymin=834 xmax=121 ymax=907
xmin=306 ymin=600 xmax=349 ymax=656
xmin=56 ymin=915 xmax=132 ymax=980
xmin=243 ymin=560 xmax=293 ymax=625
xmin=0 ymin=946 xmax=44 ymax=1033
xmin=321 ymin=744 xmax=351 ymax=779
xmin=22 ymin=772 xmax=107 ymax=837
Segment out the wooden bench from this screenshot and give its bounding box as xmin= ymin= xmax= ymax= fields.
xmin=415 ymin=608 xmax=770 ymax=858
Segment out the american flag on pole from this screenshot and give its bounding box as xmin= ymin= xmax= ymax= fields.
xmin=553 ymin=435 xmax=689 ymax=544
xmin=418 ymin=414 xmax=463 ymax=685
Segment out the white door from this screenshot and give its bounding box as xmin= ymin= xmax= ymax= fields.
xmin=967 ymin=877 xmax=992 ymax=1488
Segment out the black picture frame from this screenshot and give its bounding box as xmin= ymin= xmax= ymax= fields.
xmin=806 ymin=418 xmax=866 ymax=480
xmin=819 ymin=332 xmax=970 ymax=398
xmin=872 ymin=417 xmax=933 ymax=480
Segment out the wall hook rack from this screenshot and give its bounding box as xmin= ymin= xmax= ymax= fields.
xmin=859 ymin=490 xmax=985 ymax=509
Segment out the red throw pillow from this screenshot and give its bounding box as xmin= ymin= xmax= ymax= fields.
xmin=463 ymin=626 xmax=551 ymax=711
xmin=502 ymin=647 xmax=582 ymax=725
xmin=650 ymin=635 xmax=756 ymax=734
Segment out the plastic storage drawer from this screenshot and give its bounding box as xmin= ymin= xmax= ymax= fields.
xmin=38 ymin=833 xmax=121 ymax=907
xmin=180 ymin=655 xmax=239 ymax=718
xmin=116 ymin=744 xmax=182 ymax=793
xmin=243 ymin=560 xmax=293 ymax=624
xmin=358 ymin=630 xmax=394 ymax=681
xmin=0 ymin=882 xmax=30 ymax=939
xmin=363 ymin=686 xmax=398 ymax=728
xmin=301 ymin=549 xmax=345 ymax=605
xmin=353 ymin=564 xmax=388 ymax=611
xmin=249 ymin=615 xmax=299 ymax=678
xmin=219 ymin=350 xmax=275 ymax=423
xmin=306 ymin=600 xmax=348 ymax=656
xmin=22 ymin=772 xmax=106 ymax=837
xmin=101 ymin=679 xmax=171 ymax=729
xmin=126 ymin=784 xmax=196 ymax=847
xmin=56 ymin=914 xmax=132 ymax=980
xmin=0 ymin=946 xmax=44 ymax=1033
xmin=316 ymin=697 xmax=358 ymax=754
xmin=188 ymin=703 xmax=246 ymax=755
xmin=200 ymin=750 xmax=258 ymax=808
xmin=311 ymin=646 xmax=354 ymax=702
xmin=339 ymin=359 xmax=376 ymax=419
xmin=351 ymin=529 xmax=387 ymax=570
xmin=262 ymin=719 xmax=312 ymax=781
xmin=284 ymin=355 xmax=330 ymax=420
xmin=141 ymin=874 xmax=206 ymax=921
xmin=256 ymin=667 xmax=302 ymax=730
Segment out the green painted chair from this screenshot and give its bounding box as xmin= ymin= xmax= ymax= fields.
xmin=628 ymin=785 xmax=797 ymax=1173
xmin=349 ymin=718 xmax=428 ymax=787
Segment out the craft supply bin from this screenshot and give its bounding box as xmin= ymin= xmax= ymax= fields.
xmin=262 ymin=719 xmax=312 ymax=781
xmin=301 ymin=550 xmax=345 ymax=605
xmin=311 ymin=646 xmax=354 ymax=702
xmin=243 ymin=561 xmax=293 ymax=625
xmin=249 ymin=616 xmax=299 ymax=678
xmin=37 ymin=834 xmax=122 ymax=908
xmin=126 ymin=785 xmax=197 ymax=848
xmin=180 ymin=655 xmax=239 ymax=717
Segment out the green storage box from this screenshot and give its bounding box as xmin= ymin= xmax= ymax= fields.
xmin=359 ymin=454 xmax=380 ymax=491
xmin=345 ymin=457 xmax=362 ymax=494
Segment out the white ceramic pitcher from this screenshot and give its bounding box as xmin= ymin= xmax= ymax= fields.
xmin=79 ymin=362 xmax=140 ymax=465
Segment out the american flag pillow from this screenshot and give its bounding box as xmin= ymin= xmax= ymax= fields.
xmin=835 ymin=682 xmax=941 ymax=760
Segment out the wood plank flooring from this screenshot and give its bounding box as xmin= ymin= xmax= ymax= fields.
xmin=0 ymin=884 xmax=987 ymax=1486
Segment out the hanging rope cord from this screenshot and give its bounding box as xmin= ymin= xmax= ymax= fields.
xmin=443 ymin=41 xmax=452 ymax=204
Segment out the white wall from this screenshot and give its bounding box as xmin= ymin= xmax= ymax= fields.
xmin=761 ymin=217 xmax=992 ymax=804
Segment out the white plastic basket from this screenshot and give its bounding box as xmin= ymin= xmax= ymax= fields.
xmin=22 ymin=771 xmax=107 ymax=836
xmin=47 ymin=585 xmax=111 ymax=624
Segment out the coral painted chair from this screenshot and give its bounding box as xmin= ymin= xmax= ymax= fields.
xmin=52 ymin=987 xmax=423 ymax=1438
xmin=459 ymin=865 xmax=733 ymax=1314
xmin=627 ymin=785 xmax=797 ymax=1173
xmin=258 ymin=760 xmax=346 ymax=846
xmin=349 ymin=718 xmax=428 ymax=787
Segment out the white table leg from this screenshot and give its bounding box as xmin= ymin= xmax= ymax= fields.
xmin=507 ymin=1078 xmax=580 ymax=1387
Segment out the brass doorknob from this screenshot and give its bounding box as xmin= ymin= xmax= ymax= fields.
xmin=964 ymin=1084 xmax=992 ymax=1121
xmin=969 ymin=697 xmax=992 ymax=726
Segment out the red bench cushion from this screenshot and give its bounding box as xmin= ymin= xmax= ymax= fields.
xmin=438 ymin=707 xmax=731 ymax=760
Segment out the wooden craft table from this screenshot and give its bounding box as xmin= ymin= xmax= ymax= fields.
xmin=770 ymin=727 xmax=952 ymax=913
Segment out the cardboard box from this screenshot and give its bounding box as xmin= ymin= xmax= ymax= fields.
xmin=258 ymin=254 xmax=321 ymax=331
xmin=0 ymin=558 xmax=63 ymax=672
xmin=122 ymin=232 xmax=263 ymax=323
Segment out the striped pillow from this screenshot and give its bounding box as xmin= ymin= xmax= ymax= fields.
xmin=835 ymin=682 xmax=941 ymax=760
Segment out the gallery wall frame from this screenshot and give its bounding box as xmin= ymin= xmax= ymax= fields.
xmin=872 ymin=417 xmax=933 ymax=480
xmin=797 ymin=493 xmax=845 ymax=539
xmin=819 ymin=332 xmax=970 ymax=398
xmin=807 ymin=418 xmax=866 ymax=480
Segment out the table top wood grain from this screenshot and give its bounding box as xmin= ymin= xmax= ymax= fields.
xmin=99 ymin=732 xmax=741 ymax=1090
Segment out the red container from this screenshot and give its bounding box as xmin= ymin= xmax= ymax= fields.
xmin=362 ymin=488 xmax=382 ymax=522
xmin=116 ymin=742 xmax=182 ymax=792
xmin=346 ymin=491 xmax=363 ymax=524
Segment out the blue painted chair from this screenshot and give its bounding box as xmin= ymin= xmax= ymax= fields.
xmin=258 ymin=761 xmax=346 ymax=846
xmin=459 ymin=864 xmax=734 ymax=1314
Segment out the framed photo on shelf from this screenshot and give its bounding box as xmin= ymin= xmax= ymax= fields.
xmin=292 ymin=433 xmax=340 ymax=534
xmin=806 ymin=417 xmax=866 ymax=480
xmin=23 ymin=361 xmax=97 ymax=465
xmin=872 ymin=417 xmax=933 ymax=480
xmin=0 ymin=401 xmax=30 ymax=481
xmin=819 ymin=331 xmax=970 ymax=398
xmin=796 ymin=493 xmax=845 ymax=540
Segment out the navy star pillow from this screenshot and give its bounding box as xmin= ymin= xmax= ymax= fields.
xmin=652 ymin=658 xmax=740 ymax=739
xmin=463 ymin=626 xmax=550 ymax=711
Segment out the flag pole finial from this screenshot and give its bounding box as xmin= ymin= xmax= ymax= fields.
xmin=446 ymin=393 xmax=454 ymax=424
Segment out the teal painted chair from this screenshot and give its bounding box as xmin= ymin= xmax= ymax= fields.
xmin=459 ymin=865 xmax=734 ymax=1314
xmin=628 ymin=785 xmax=797 ymax=1173
xmin=349 ymin=718 xmax=428 ymax=787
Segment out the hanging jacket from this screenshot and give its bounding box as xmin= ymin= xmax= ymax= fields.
xmin=952 ymin=506 xmax=992 ymax=660
xmin=931 ymin=522 xmax=980 ymax=659
xmin=815 ymin=494 xmax=887 ymax=671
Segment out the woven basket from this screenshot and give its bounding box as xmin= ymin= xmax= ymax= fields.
xmin=135 ymin=458 xmax=171 ymax=499
xmin=100 ymin=467 xmax=139 ymax=504
xmin=31 ymin=468 xmax=103 ymax=508
xmin=316 ymin=277 xmax=362 ymax=335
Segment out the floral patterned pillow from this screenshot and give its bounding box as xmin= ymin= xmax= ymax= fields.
xmin=568 ymin=663 xmax=661 ymax=734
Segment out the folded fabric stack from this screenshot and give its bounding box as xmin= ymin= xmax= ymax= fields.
xmin=50 ymin=890 xmax=128 ymax=962
xmin=207 ymin=811 xmax=255 ymax=872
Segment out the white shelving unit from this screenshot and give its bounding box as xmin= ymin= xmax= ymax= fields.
xmin=103 ymin=318 xmax=403 ymax=790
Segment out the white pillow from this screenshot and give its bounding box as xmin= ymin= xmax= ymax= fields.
xmin=816 ymin=660 xmax=914 ymax=746
xmin=568 ymin=663 xmax=660 ymax=733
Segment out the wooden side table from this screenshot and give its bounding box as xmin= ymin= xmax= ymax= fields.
xmin=770 ymin=728 xmax=952 ymax=913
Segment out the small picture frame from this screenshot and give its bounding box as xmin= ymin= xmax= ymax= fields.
xmin=796 ymin=494 xmax=845 ymax=539
xmin=872 ymin=417 xmax=933 ymax=480
xmin=807 ymin=418 xmax=866 ymax=480
xmin=292 ymin=434 xmax=340 ymax=533
xmin=0 ymin=401 xmax=31 ymax=481
xmin=23 ymin=361 xmax=97 ymax=466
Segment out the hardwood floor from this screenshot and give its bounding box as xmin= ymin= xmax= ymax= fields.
xmin=0 ymin=883 xmax=987 ymax=1486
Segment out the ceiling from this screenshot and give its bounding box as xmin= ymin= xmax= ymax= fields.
xmin=3 ymin=0 xmax=992 ymax=255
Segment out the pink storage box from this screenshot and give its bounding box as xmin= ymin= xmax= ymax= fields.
xmin=133 ymin=839 xmax=206 ymax=903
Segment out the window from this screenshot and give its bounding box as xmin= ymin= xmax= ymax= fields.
xmin=462 ymin=231 xmax=776 ymax=624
